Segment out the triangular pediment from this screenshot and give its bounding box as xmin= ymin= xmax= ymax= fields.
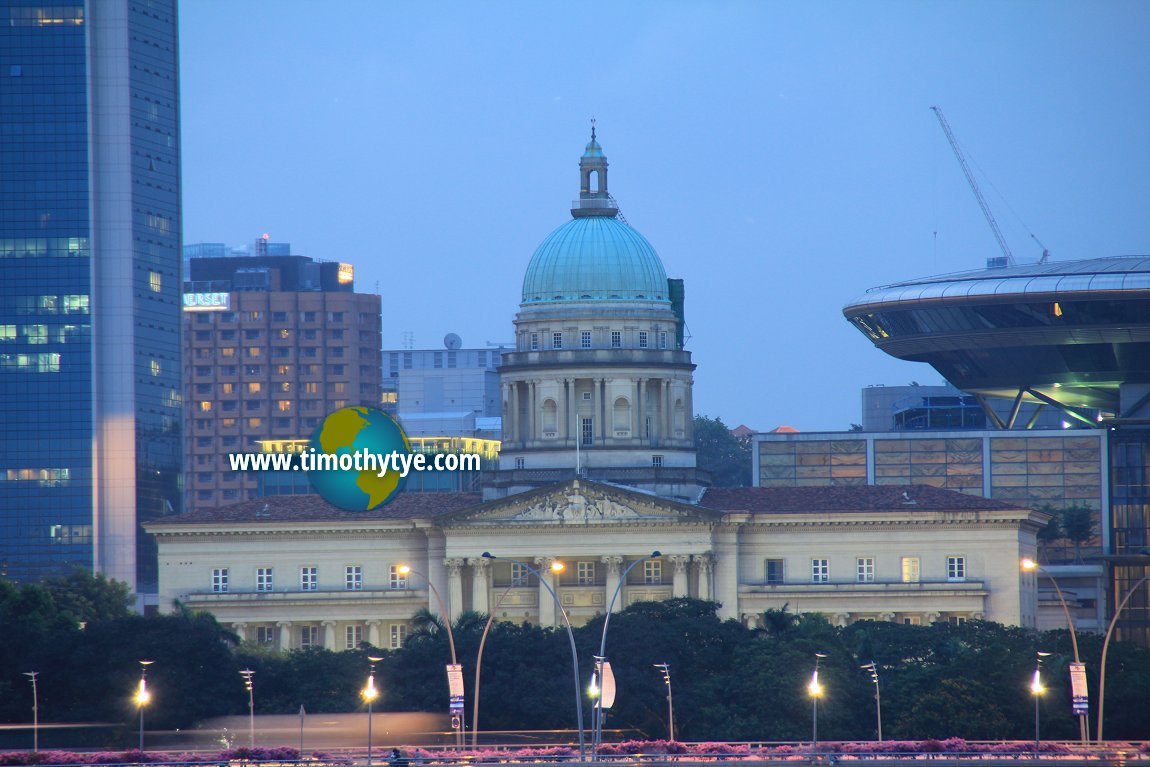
xmin=444 ymin=479 xmax=717 ymax=527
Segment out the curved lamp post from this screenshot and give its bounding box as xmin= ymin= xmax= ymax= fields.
xmin=23 ymin=671 xmax=38 ymax=753
xmin=363 ymin=655 xmax=382 ymax=766
xmin=239 ymin=669 xmax=255 ymax=748
xmin=472 ymin=579 xmax=521 ymax=747
xmin=1021 ymin=558 xmax=1088 ymax=742
xmin=808 ymin=653 xmax=826 ymax=752
xmin=592 ymin=551 xmax=661 ymax=754
xmin=397 ymin=564 xmax=462 ymax=746
xmin=482 ymin=552 xmax=584 ymax=761
xmin=135 ymin=660 xmax=154 ymax=752
xmin=1096 ymin=555 xmax=1150 ymax=742
xmin=653 ymin=662 xmax=674 ymax=742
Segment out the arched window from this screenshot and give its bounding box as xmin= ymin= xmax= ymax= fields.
xmin=613 ymin=396 xmax=631 ymax=435
xmin=542 ymin=398 xmax=558 ymax=435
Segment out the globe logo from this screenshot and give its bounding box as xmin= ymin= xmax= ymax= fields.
xmin=306 ymin=406 xmax=411 ymax=511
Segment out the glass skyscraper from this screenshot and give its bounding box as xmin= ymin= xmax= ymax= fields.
xmin=0 ymin=0 xmax=182 ymax=596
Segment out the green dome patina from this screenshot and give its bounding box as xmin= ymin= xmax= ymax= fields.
xmin=522 ymin=216 xmax=669 ymax=304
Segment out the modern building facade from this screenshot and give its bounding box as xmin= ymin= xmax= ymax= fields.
xmin=861 ymin=383 xmax=1080 ymax=433
xmin=844 ymin=256 xmax=1150 ymax=643
xmin=0 ymin=0 xmax=183 ymax=594
xmin=183 ymin=245 xmax=382 ymax=511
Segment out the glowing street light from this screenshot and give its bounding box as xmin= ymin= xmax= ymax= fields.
xmin=239 ymin=669 xmax=255 ymax=748
xmin=808 ymin=653 xmax=826 ymax=752
xmin=135 ymin=660 xmax=154 ymax=752
xmin=1021 ymin=558 xmax=1087 ymax=742
xmin=363 ymin=655 xmax=383 ymax=766
xmin=1031 ymin=652 xmax=1051 ymax=756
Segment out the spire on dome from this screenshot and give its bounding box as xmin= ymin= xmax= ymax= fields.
xmin=573 ymin=121 xmax=616 ymax=218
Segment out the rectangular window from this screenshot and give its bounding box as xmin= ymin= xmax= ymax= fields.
xmin=652 ymin=455 xmax=664 ymax=468
xmin=577 ymin=561 xmax=595 ymax=585
xmin=346 ymin=565 xmax=363 ymax=590
xmin=581 ymin=417 xmax=594 ymax=446
xmin=212 ymin=568 xmax=229 ymax=593
xmin=301 ymin=566 xmax=318 ymax=591
xmin=530 ymin=333 xmax=539 ymax=351
xmin=644 ymin=560 xmax=662 ymax=584
xmin=256 ymin=626 xmax=275 ymax=645
xmin=638 ymin=331 xmax=648 ymax=348
xmin=390 ymin=624 xmax=408 ymax=649
xmin=389 ymin=565 xmax=407 ymax=590
xmin=511 ymin=562 xmax=529 ymax=586
xmin=856 ymin=557 xmax=875 ymax=583
xmin=611 ymin=331 xmax=622 ymax=348
xmin=581 ymin=331 xmax=592 ymax=349
xmin=256 ymin=567 xmax=274 ymax=592
xmin=766 ymin=559 xmax=785 ymax=584
xmin=947 ymin=556 xmax=966 ymax=582
xmin=901 ymin=557 xmax=921 ymax=583
xmin=345 ymin=624 xmax=363 ymax=650
xmin=811 ymin=559 xmax=829 ymax=583
xmin=300 ymin=625 xmax=319 ymax=648
xmin=514 ymin=457 xmax=525 ymax=469
xmin=658 ymin=331 xmax=668 ymax=349
xmin=552 ymin=331 xmax=563 ymax=349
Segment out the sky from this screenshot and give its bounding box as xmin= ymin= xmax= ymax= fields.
xmin=179 ymin=1 xmax=1150 ymax=433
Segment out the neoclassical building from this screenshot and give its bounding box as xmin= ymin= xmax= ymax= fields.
xmin=148 ymin=132 xmax=1046 ymax=646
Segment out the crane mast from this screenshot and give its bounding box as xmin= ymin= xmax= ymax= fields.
xmin=930 ymin=105 xmax=1014 ymax=268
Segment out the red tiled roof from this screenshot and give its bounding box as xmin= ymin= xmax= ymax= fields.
xmin=149 ymin=492 xmax=482 ymax=526
xmin=700 ymin=484 xmax=1023 ymax=513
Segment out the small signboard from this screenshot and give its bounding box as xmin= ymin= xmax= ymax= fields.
xmin=1069 ymin=663 xmax=1089 ymax=716
xmin=446 ymin=664 xmax=465 ymax=698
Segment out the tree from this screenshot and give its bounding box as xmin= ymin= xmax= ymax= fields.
xmin=693 ymin=415 xmax=751 ymax=487
xmin=1060 ymin=505 xmax=1094 ymax=563
xmin=44 ymin=569 xmax=133 ymax=623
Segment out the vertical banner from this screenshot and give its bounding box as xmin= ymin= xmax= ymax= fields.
xmin=601 ymin=661 xmax=617 ymax=709
xmin=1069 ymin=662 xmax=1089 ymax=716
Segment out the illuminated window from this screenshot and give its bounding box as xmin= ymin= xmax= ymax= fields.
xmin=24 ymin=325 xmax=47 ymax=344
xmin=639 ymin=331 xmax=648 ymax=348
xmin=857 ymin=557 xmax=875 ymax=583
xmin=901 ymin=557 xmax=921 ymax=583
xmin=248 ymin=311 xmax=262 ymax=321
xmin=277 ymin=400 xmax=291 ymax=412
xmin=150 ymin=359 xmax=161 ymax=376
xmin=221 ymin=418 xmax=237 ymax=428
xmin=811 ymin=559 xmax=829 ymax=583
xmin=279 ymin=329 xmax=290 ymax=339
xmin=212 ymin=568 xmax=229 ymax=593
xmin=62 ymin=295 xmax=89 ymax=314
xmin=276 ymin=364 xmax=291 ymax=375
xmin=247 ymin=417 xmax=263 ymax=428
xmin=247 ymin=347 xmax=262 ymax=358
xmin=0 ymin=325 xmax=14 ymax=341
xmin=221 ymin=383 xmax=235 ymax=394
xmin=149 ymin=271 xmax=162 ymax=293
xmin=333 ymin=382 xmax=347 ymax=394
xmin=199 ymin=401 xmax=212 ymax=412
xmin=577 ymin=561 xmax=595 ymax=585
xmin=947 ymin=556 xmax=966 ymax=582
xmin=611 ymin=331 xmax=621 ymax=348
xmin=389 ymin=565 xmax=407 ymax=590
xmin=279 ymin=382 xmax=291 ymax=392
xmin=643 ymin=560 xmax=662 ymax=584
xmin=248 ymin=382 xmax=262 ymax=394
xmin=256 ymin=567 xmax=274 ymax=592
xmin=221 ymin=347 xmax=236 ymax=358
xmin=305 ymin=382 xmax=318 ymax=394
xmin=389 ymin=624 xmax=408 ymax=649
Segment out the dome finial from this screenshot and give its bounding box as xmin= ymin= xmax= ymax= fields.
xmin=591 ymin=116 xmax=596 ymax=142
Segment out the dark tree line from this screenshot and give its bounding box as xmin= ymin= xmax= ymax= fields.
xmin=4 ymin=576 xmax=1150 ymax=746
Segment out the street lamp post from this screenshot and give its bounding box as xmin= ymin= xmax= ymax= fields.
xmin=362 ymin=655 xmax=382 ymax=766
xmin=860 ymin=661 xmax=882 ymax=741
xmin=482 ymin=552 xmax=585 ymax=761
xmin=1021 ymin=558 xmax=1088 ymax=742
xmin=593 ymin=551 xmax=661 ymax=755
xmin=239 ymin=669 xmax=255 ymax=748
xmin=23 ymin=671 xmax=38 ymax=753
xmin=473 ymin=579 xmax=520 ymax=747
xmin=654 ymin=663 xmax=674 ymax=742
xmin=398 ymin=564 xmax=462 ymax=747
xmin=135 ymin=660 xmax=154 ymax=752
xmin=808 ymin=653 xmax=826 ymax=752
xmin=1031 ymin=652 xmax=1050 ymax=757
xmin=1096 ymin=566 xmax=1150 ymax=742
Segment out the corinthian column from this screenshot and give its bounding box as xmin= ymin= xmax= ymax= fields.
xmin=470 ymin=556 xmax=491 ymax=615
xmin=695 ymin=553 xmax=714 ymax=601
xmin=536 ymin=556 xmax=559 ymax=627
xmin=446 ymin=558 xmax=465 ymax=622
xmin=669 ymin=554 xmax=690 ymax=598
xmin=602 ymin=555 xmax=624 ymax=612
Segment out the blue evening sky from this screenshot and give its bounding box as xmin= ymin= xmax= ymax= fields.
xmin=179 ymin=1 xmax=1150 ymax=432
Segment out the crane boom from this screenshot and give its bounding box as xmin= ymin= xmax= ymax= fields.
xmin=930 ymin=106 xmax=1014 ymax=268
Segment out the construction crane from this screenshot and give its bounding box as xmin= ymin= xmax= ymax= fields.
xmin=930 ymin=105 xmax=1015 ymax=268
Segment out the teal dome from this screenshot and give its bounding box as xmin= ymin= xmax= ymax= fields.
xmin=522 ymin=216 xmax=669 ymax=304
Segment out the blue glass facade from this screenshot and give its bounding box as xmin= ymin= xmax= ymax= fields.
xmin=0 ymin=0 xmax=182 ymax=592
